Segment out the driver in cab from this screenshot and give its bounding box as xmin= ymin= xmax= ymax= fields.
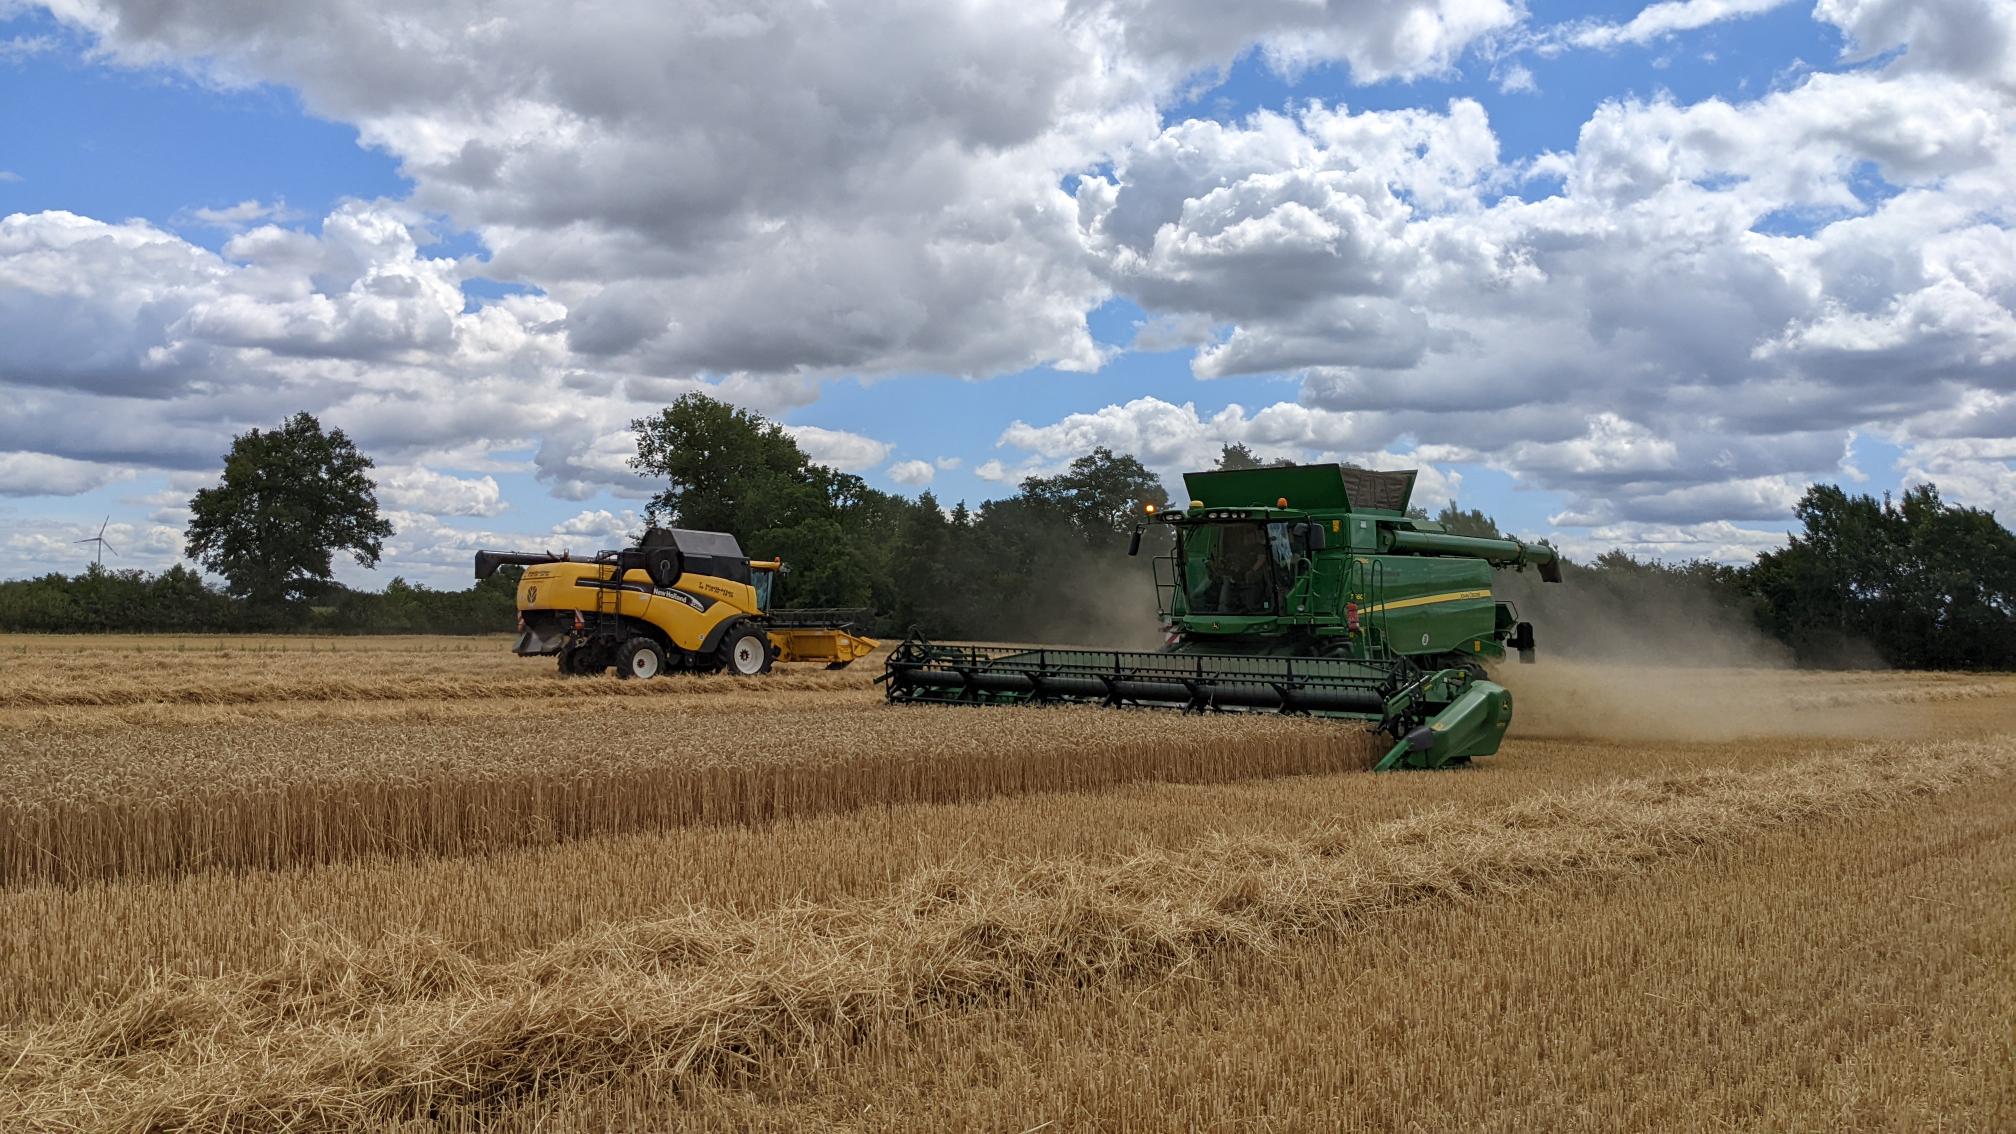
xmin=1206 ymin=531 xmax=1274 ymax=614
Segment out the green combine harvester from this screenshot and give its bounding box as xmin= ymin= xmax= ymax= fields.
xmin=880 ymin=463 xmax=1560 ymax=770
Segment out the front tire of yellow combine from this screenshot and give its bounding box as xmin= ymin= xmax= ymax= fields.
xmin=616 ymin=637 xmax=666 ymax=680
xmin=720 ymin=628 xmax=773 ymax=676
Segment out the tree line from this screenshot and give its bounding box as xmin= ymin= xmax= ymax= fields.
xmin=1 ymin=397 xmax=2011 ymax=669
xmin=0 ymin=563 xmax=525 ymax=636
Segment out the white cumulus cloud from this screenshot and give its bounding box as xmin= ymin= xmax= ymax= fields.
xmin=0 ymin=451 xmax=137 ymax=496
xmin=373 ymin=466 xmax=507 ymax=517
xmin=886 ymin=459 xmax=935 ymax=486
xmin=1568 ymin=0 xmax=1794 ymax=50
xmin=176 ymin=198 xmax=303 ymax=231
xmin=1049 ymin=51 xmax=2016 ymax=528
xmin=785 ymin=425 xmax=894 ymax=472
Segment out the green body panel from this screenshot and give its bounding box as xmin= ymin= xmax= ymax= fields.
xmin=1376 ymin=678 xmax=1513 ymax=770
xmin=1349 ymin=554 xmax=1498 ymax=660
xmin=1341 ymin=514 xmax=1382 ymax=550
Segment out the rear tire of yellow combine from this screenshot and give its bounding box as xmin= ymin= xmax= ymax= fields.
xmin=557 ymin=643 xmax=604 ymax=677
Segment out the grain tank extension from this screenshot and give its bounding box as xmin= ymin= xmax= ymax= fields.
xmin=880 ymin=464 xmax=1560 ymax=770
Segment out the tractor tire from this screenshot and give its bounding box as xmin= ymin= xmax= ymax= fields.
xmin=557 ymin=643 xmax=597 ymax=677
xmin=616 ymin=637 xmax=667 ymax=680
xmin=718 ymin=627 xmax=774 ymax=677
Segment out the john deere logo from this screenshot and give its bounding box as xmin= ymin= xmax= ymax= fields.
xmin=527 ymin=586 xmax=538 ymax=603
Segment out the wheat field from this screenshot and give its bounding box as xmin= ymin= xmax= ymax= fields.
xmin=1 ymin=635 xmax=2012 ymax=1130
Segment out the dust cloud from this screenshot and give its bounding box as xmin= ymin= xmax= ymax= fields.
xmin=1487 ymin=565 xmax=1852 ymax=743
xmin=1495 ymin=567 xmax=1796 ymax=669
xmin=996 ymin=553 xmax=1169 ymax=651
xmin=1507 ymin=663 xmax=1811 ymax=743
xmin=1500 ymin=662 xmax=2016 ymax=744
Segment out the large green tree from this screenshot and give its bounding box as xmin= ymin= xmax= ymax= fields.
xmin=1214 ymin=443 xmax=1263 ymax=470
xmin=1434 ymin=502 xmax=1503 ymax=539
xmin=1018 ymin=446 xmax=1165 ymax=542
xmin=630 ymin=393 xmax=908 ymax=609
xmin=184 ymin=413 xmax=393 ymax=611
xmin=1750 ymin=483 xmax=2016 ymax=668
xmin=630 ymin=394 xmax=818 ymax=535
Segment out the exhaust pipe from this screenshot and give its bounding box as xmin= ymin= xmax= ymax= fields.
xmin=475 ymin=546 xmax=682 ymax=588
xmin=475 ymin=550 xmax=573 ymax=580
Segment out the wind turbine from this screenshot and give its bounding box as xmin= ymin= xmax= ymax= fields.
xmin=75 ymin=516 xmax=118 ymax=566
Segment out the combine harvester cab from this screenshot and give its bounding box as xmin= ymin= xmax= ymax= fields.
xmin=474 ymin=528 xmax=879 ymax=678
xmin=881 ymin=463 xmax=1559 ymax=770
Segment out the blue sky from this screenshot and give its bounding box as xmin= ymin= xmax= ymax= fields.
xmin=0 ymin=0 xmax=2009 ymax=585
xmin=1 ymin=29 xmax=400 ymax=235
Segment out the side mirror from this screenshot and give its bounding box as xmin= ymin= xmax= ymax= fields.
xmin=1304 ymin=523 xmax=1326 ymax=551
xmin=1126 ymin=529 xmax=1143 ymax=557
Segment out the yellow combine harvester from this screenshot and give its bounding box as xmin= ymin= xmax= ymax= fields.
xmin=474 ymin=528 xmax=879 ymax=678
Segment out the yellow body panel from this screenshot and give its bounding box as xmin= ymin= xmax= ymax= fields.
xmin=517 ymin=561 xmax=757 ymax=652
xmin=768 ymin=626 xmax=880 ymax=667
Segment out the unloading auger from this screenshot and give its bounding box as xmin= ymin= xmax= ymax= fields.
xmin=879 ymin=463 xmax=1560 ymax=770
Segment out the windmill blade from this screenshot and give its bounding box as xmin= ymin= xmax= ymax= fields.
xmin=98 ymin=515 xmax=111 ymax=539
xmin=102 ymin=540 xmax=119 ymax=557
xmin=74 ymin=537 xmax=94 ymax=545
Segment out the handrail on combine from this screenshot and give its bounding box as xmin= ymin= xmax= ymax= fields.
xmin=1151 ymin=552 xmax=1181 ymax=620
xmin=1303 ymin=554 xmax=1346 ymax=619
